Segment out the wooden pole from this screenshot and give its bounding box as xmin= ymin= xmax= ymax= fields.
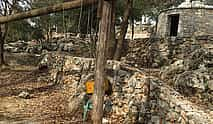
xmin=92 ymin=0 xmax=113 ymax=123
xmin=0 ymin=0 xmax=97 ymax=24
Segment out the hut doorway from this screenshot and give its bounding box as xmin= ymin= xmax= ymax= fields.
xmin=168 ymin=14 xmax=179 ymax=36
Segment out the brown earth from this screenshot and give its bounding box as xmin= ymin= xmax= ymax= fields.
xmin=0 ymin=66 xmax=85 ymax=124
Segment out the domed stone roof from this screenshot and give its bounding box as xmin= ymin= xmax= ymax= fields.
xmin=178 ymin=0 xmax=213 ymax=9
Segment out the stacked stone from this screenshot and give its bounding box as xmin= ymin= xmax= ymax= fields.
xmin=39 ymin=53 xmax=213 ymax=123
xmin=4 ymin=37 xmax=94 ymax=57
xmin=157 ymin=37 xmax=213 ymax=61
xmin=54 ymin=37 xmax=94 ymax=57
xmin=156 ymin=83 xmax=213 ymax=124
xmin=39 ymin=54 xmax=149 ymax=123
xmin=124 ymin=38 xmax=150 ymax=68
xmin=4 ymin=40 xmax=29 ymax=53
xmin=39 ymin=53 xmax=65 ymax=84
xmin=124 ymin=38 xmax=167 ymax=68
xmin=110 ymin=72 xmax=150 ymax=123
xmin=160 ymin=40 xmax=213 ymax=103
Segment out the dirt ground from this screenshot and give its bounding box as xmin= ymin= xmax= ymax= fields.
xmin=0 ymin=66 xmax=85 ymax=124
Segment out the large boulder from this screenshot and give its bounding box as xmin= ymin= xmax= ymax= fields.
xmin=188 ymin=48 xmax=213 ymax=70
xmin=161 ymin=47 xmax=213 ymax=94
xmin=174 ymin=71 xmax=210 ymax=95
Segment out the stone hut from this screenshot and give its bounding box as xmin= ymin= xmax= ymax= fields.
xmin=157 ymin=0 xmax=213 ymax=38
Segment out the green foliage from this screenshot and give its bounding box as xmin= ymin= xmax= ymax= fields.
xmin=1 ymin=0 xmax=42 ymax=42
xmin=6 ymin=20 xmax=43 ymax=42
xmin=206 ymin=0 xmax=213 ymax=5
xmin=31 ymin=0 xmax=98 ymax=36
xmin=5 ymin=0 xmax=189 ymax=42
xmin=116 ymin=0 xmax=185 ymax=21
xmin=5 ymin=0 xmax=99 ymax=42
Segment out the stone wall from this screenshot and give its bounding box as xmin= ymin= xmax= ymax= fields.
xmin=122 ymin=36 xmax=213 ymax=69
xmin=39 ymin=53 xmax=213 ymax=123
xmin=123 ymin=38 xmax=168 ymax=68
xmin=157 ymin=8 xmax=213 ymax=38
xmin=157 ymin=37 xmax=213 ymax=61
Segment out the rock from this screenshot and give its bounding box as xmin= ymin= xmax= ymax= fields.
xmin=102 ymin=118 xmax=109 ymax=124
xmin=180 ymin=111 xmax=187 ymax=122
xmin=174 ymin=71 xmax=209 ymax=94
xmin=188 ymin=48 xmax=210 ymax=70
xmin=104 ymin=98 xmax=113 ymax=113
xmin=39 ymin=53 xmax=52 ymax=68
xmin=18 ymin=91 xmax=30 ymax=99
xmin=150 ymin=116 xmax=161 ymax=124
xmin=207 ymin=80 xmax=213 ymax=91
xmin=124 ymin=38 xmax=167 ymax=68
xmin=160 ymin=59 xmax=186 ymax=80
xmin=160 ymin=47 xmax=212 ymax=100
xmin=188 ymin=120 xmax=195 ymax=124
xmin=68 ymin=93 xmax=85 ymax=113
xmin=39 ymin=53 xmax=65 ymax=71
xmin=63 ymin=57 xmax=84 ymax=73
xmin=37 ymin=52 xmax=213 ymax=123
xmin=50 ymin=70 xmax=63 ymax=84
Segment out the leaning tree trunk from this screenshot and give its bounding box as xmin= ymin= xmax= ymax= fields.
xmin=113 ymin=0 xmax=133 ymax=60
xmin=92 ymin=0 xmax=113 ymax=123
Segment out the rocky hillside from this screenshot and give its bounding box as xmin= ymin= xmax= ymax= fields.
xmin=1 ymin=36 xmax=212 ymax=123
xmin=38 ymin=52 xmax=212 ymax=123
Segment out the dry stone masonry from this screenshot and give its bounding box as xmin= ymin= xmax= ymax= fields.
xmin=157 ymin=0 xmax=213 ymax=38
xmin=39 ymin=53 xmax=213 ymax=123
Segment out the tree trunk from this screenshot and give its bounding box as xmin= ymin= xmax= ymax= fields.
xmin=113 ymin=0 xmax=133 ymax=60
xmin=0 ymin=0 xmax=97 ymax=24
xmin=107 ymin=0 xmax=116 ymax=59
xmin=0 ymin=24 xmax=9 ymax=66
xmin=131 ymin=14 xmax=134 ymax=40
xmin=46 ymin=32 xmax=50 ymax=42
xmin=92 ymin=0 xmax=113 ymax=123
xmin=0 ymin=29 xmax=5 ymax=66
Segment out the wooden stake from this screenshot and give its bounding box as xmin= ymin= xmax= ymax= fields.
xmin=92 ymin=0 xmax=113 ymax=123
